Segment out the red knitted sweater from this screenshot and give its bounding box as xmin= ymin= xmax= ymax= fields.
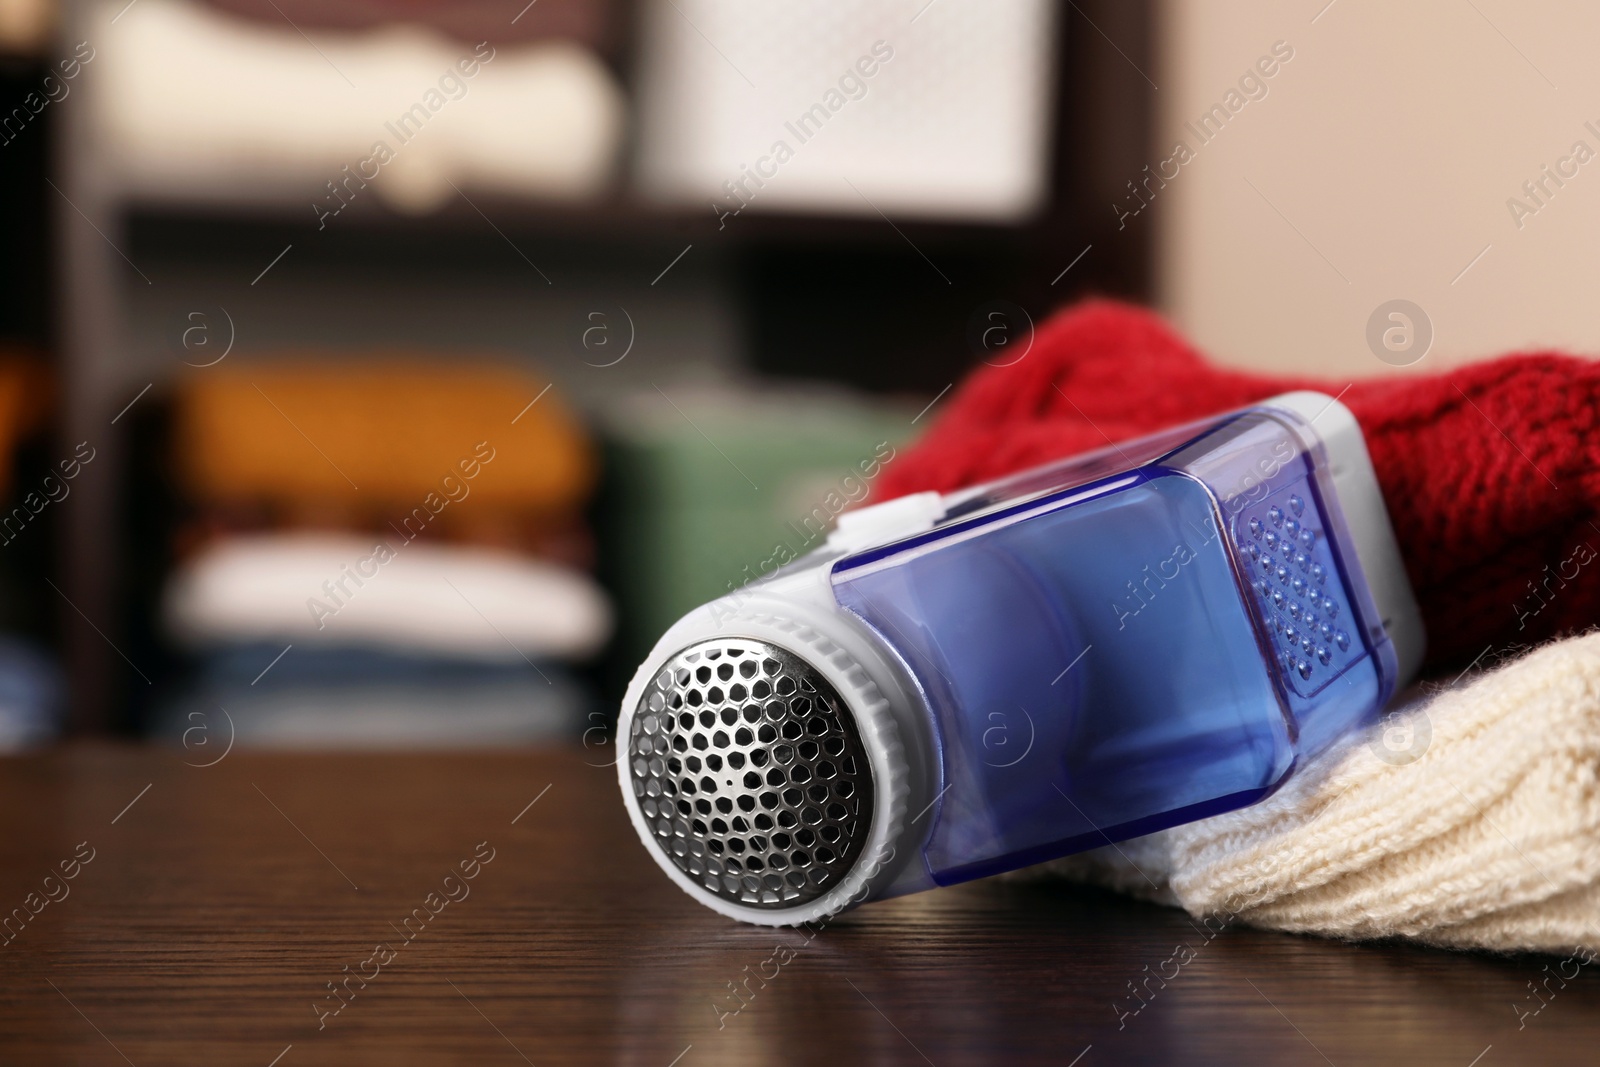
xmin=877 ymin=299 xmax=1600 ymax=672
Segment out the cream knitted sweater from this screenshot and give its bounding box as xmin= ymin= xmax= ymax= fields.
xmin=1024 ymin=633 xmax=1600 ymax=954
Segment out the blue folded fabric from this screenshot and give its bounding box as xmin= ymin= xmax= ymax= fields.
xmin=149 ymin=642 xmax=590 ymax=748
xmin=0 ymin=637 xmax=62 ymax=750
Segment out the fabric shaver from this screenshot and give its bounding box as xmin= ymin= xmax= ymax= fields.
xmin=616 ymin=391 xmax=1424 ymax=925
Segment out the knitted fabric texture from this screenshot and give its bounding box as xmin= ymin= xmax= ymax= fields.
xmin=878 ymin=299 xmax=1600 ymax=671
xmin=1020 ymin=634 xmax=1600 ymax=954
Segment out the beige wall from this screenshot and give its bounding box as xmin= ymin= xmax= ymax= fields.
xmin=1156 ymin=0 xmax=1599 ymax=377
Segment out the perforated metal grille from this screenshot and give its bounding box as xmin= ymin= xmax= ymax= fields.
xmin=627 ymin=638 xmax=875 ymax=909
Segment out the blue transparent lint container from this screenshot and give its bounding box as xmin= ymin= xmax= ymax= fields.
xmin=618 ymin=392 xmax=1423 ymax=924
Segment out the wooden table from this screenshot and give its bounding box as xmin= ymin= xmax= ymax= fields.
xmin=1 ymin=745 xmax=1593 ymax=1065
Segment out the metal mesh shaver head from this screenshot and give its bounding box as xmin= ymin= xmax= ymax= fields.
xmin=626 ymin=638 xmax=876 ymax=910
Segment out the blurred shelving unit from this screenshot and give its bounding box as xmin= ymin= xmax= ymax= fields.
xmin=48 ymin=0 xmax=1155 ymax=732
xmin=0 ymin=23 xmax=60 ymax=707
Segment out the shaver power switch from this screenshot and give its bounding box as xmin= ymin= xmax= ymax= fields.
xmin=826 ymin=491 xmax=944 ymax=553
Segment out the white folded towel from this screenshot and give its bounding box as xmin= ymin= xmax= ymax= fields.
xmin=92 ymin=0 xmax=625 ymax=211
xmin=164 ymin=532 xmax=613 ymax=663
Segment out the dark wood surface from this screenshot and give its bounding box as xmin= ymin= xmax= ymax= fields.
xmin=1 ymin=744 xmax=1594 ymax=1065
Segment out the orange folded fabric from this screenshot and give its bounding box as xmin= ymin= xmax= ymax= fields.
xmin=0 ymin=351 xmax=53 ymax=501
xmin=173 ymin=359 xmax=592 ymax=519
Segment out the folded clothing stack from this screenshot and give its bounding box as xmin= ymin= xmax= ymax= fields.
xmin=153 ymin=359 xmax=610 ymax=747
xmin=881 ymin=299 xmax=1600 ymax=953
xmin=597 ymin=384 xmax=912 ymax=669
xmin=89 ymin=0 xmax=626 ymax=212
xmin=0 ymin=639 xmax=63 ymax=750
xmin=0 ymin=354 xmax=61 ymax=750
